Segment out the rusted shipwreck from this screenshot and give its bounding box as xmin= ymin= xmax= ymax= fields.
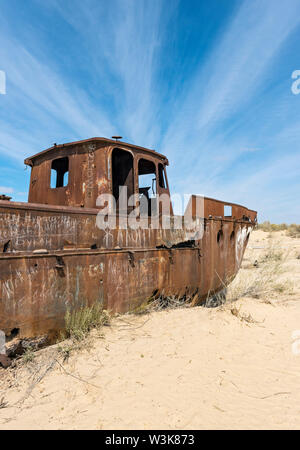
xmin=0 ymin=137 xmax=257 ymax=342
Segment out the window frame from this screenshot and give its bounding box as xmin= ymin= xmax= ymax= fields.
xmin=50 ymin=156 xmax=69 ymax=189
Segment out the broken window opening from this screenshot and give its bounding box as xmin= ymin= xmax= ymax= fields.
xmin=3 ymin=240 xmax=10 ymax=253
xmin=51 ymin=157 xmax=69 ymax=188
xmin=224 ymin=205 xmax=232 ymax=217
xmin=158 ymin=163 xmax=166 ymax=189
xmin=112 ymin=148 xmax=134 ymax=214
xmin=217 ymin=229 xmax=223 ymax=243
xmin=138 ymin=159 xmax=157 ymax=216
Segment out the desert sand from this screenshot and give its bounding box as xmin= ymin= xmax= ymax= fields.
xmin=0 ymin=229 xmax=300 ymax=430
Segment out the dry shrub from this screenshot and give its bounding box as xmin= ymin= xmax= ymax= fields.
xmin=257 ymin=221 xmax=288 ymax=232
xmin=215 ymin=246 xmax=290 ymax=305
xmin=287 ymin=224 xmax=300 ymax=239
xmin=63 ymin=304 xmax=110 ymax=341
xmin=257 ymin=221 xmax=300 ymax=238
xmin=273 ymin=280 xmax=294 ymax=295
xmin=21 ymin=347 xmax=35 ymax=364
xmin=148 ymin=295 xmax=192 ymax=311
xmin=261 ymin=247 xmax=283 ymax=262
xmin=134 ymin=294 xmax=193 ymax=315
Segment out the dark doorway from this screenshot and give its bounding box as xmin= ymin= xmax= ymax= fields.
xmin=112 ymin=148 xmax=134 ymax=213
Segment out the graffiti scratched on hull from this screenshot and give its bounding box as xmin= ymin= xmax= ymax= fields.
xmin=0 ymin=137 xmax=257 ymax=356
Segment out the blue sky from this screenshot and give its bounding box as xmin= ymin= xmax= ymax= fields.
xmin=0 ymin=0 xmax=300 ymax=223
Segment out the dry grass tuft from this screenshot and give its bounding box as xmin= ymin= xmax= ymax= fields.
xmin=63 ymin=304 xmax=110 ymax=342
xmin=21 ymin=347 xmax=35 ymax=364
xmin=230 ymin=305 xmax=259 ymax=324
xmin=287 ymin=224 xmax=300 ymax=239
xmin=147 ymin=295 xmax=192 ymax=311
xmin=55 ymin=305 xmax=111 ymax=360
xmin=261 ymin=247 xmax=283 ymax=262
xmin=273 ymin=280 xmax=294 ymax=295
xmin=133 ymin=294 xmax=193 ymax=315
xmin=211 ymin=243 xmax=292 ymax=307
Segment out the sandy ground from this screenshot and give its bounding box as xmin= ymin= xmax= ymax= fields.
xmin=0 ymin=229 xmax=300 ymax=430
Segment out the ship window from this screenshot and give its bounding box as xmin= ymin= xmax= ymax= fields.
xmin=138 ymin=159 xmax=157 ymax=216
xmin=51 ymin=157 xmax=69 ymax=188
xmin=138 ymin=159 xmax=156 ymax=198
xmin=224 ymin=205 xmax=232 ymax=217
xmin=158 ymin=163 xmax=166 ymax=189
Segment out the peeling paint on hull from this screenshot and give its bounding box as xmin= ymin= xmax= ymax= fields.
xmin=0 ymin=137 xmax=257 ymax=341
xmin=0 ymin=208 xmax=254 ymax=339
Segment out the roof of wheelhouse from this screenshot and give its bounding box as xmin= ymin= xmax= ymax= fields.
xmin=24 ymin=137 xmax=169 ymax=166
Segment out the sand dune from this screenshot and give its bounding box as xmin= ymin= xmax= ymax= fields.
xmin=0 ymin=230 xmax=300 ymax=430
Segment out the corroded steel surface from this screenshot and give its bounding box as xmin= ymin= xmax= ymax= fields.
xmin=0 ymin=201 xmax=196 ymax=252
xmin=25 ymin=138 xmax=169 ymax=209
xmin=0 ymin=220 xmax=253 ymax=339
xmin=0 ymin=137 xmax=257 ymax=341
xmin=0 ymin=196 xmax=255 ymax=253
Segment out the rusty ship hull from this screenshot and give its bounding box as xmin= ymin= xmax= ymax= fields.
xmin=0 ymin=138 xmax=257 ymax=341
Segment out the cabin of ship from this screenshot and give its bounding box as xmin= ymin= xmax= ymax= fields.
xmin=24 ymin=138 xmax=171 ymax=213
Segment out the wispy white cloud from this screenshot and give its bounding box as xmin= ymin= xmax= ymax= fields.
xmin=0 ymin=186 xmax=14 ymax=194
xmin=0 ymin=0 xmax=173 ymax=158
xmin=0 ymin=39 xmax=114 ymax=137
xmin=50 ymin=0 xmax=173 ymax=146
xmin=0 ymin=0 xmax=299 ymax=222
xmin=160 ymin=0 xmax=300 ymax=222
xmin=163 ymin=0 xmax=300 ymax=147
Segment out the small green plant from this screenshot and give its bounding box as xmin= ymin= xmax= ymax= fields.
xmin=22 ymin=347 xmax=35 ymax=364
xmin=57 ymin=343 xmax=73 ymax=361
xmin=63 ymin=304 xmax=110 ymax=341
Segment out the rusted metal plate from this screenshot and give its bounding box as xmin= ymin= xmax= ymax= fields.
xmin=0 ymin=219 xmax=253 ymax=339
xmin=0 ymin=137 xmax=257 ymax=341
xmin=0 ymin=199 xmax=255 ymax=252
